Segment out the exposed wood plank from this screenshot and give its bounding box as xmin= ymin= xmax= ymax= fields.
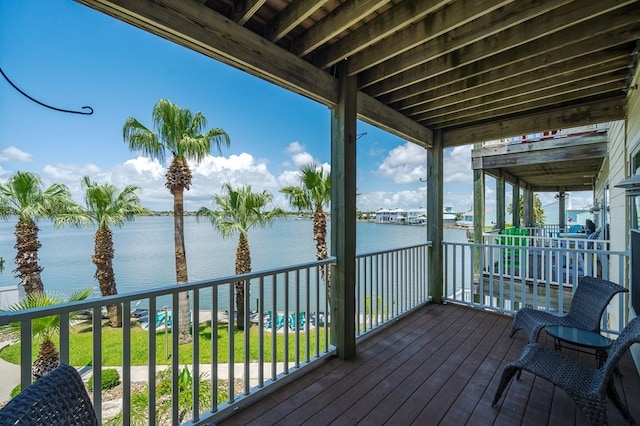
xmin=330 ymin=61 xmax=357 ymax=360
xmin=474 ymin=142 xmax=608 ymax=170
xmin=219 ymin=304 xmax=640 ymax=426
xmin=422 ymin=77 xmax=627 ymax=127
xmin=364 ymin=2 xmax=640 ymax=97
xmin=312 ymin=0 xmax=450 ymax=69
xmin=357 ymin=93 xmax=433 ymax=148
xmin=232 ymin=0 xmax=267 ymax=25
xmin=77 ymin=0 xmax=430 ymax=148
xmin=265 ymin=0 xmax=326 ymax=42
xmin=379 ymin=27 xmax=639 ymax=105
xmin=75 ymin=0 xmax=338 ymax=104
xmin=355 ymin=0 xmax=562 ymax=85
xmin=472 ymin=133 xmax=608 ymax=158
xmin=429 ymin=84 xmax=624 ymax=129
xmin=291 ymin=0 xmax=390 ymax=57
xmin=427 ymin=134 xmax=443 ymax=302
xmin=401 ymin=55 xmax=630 ymax=116
xmin=442 ymin=97 xmax=626 ymax=147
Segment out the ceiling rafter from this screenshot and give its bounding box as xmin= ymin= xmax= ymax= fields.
xmin=232 ymin=0 xmax=267 ymax=25
xmin=443 ymin=97 xmax=626 ymax=146
xmin=291 ymin=0 xmax=391 ymax=57
xmin=76 ymin=0 xmax=639 ymax=156
xmin=355 ymin=0 xmax=574 ymax=87
xmin=312 ymin=0 xmax=451 ymax=70
xmin=409 ymin=59 xmax=631 ymax=119
xmin=265 ymin=0 xmax=327 ymax=42
xmin=365 ymin=5 xmax=640 ymax=98
xmin=425 ymin=78 xmax=626 ymax=129
xmin=347 ymin=0 xmax=518 ymax=77
xmin=381 ymin=28 xmax=638 ymax=106
xmin=393 ymin=47 xmax=633 ymax=112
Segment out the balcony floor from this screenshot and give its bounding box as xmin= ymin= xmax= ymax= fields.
xmin=219 ymin=303 xmax=640 ymax=425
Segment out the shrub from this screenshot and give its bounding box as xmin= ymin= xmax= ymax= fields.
xmin=10 ymin=384 xmax=22 ymax=399
xmin=88 ymin=368 xmax=120 ymax=391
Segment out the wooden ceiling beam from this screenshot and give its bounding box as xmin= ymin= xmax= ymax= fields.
xmin=75 ymin=0 xmax=432 ymax=146
xmin=357 ymin=94 xmax=433 ymax=148
xmin=232 ymin=0 xmax=267 ymax=26
xmin=312 ymin=0 xmax=450 ymax=70
xmin=416 ymin=70 xmax=628 ymax=124
xmin=394 ymin=48 xmax=631 ymax=113
xmin=442 ymin=96 xmax=626 ymax=147
xmin=363 ymin=2 xmax=640 ymax=97
xmin=472 ymin=135 xmax=608 ymax=169
xmin=428 ymin=83 xmax=625 ymax=129
xmin=381 ymin=28 xmax=638 ymax=106
xmin=291 ymin=0 xmax=390 ymax=57
xmin=72 ymin=0 xmax=335 ymax=104
xmin=265 ymin=0 xmax=326 ymax=43
xmin=356 ymin=0 xmax=562 ymax=86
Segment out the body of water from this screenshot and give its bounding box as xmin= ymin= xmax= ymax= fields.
xmin=0 ymin=217 xmax=467 ymax=300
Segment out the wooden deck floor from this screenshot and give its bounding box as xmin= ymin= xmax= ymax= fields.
xmin=219 ymin=303 xmax=640 ymax=425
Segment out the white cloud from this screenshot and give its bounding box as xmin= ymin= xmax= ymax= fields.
xmin=35 ymin=152 xmax=276 ymax=211
xmin=375 ymin=143 xmax=428 ymax=184
xmin=123 ymin=156 xmax=165 ymax=178
xmin=444 ymin=146 xmax=472 ymax=184
xmin=292 ymin=152 xmax=315 ymax=167
xmin=285 ymin=141 xmax=305 ymax=154
xmin=0 ymin=146 xmax=32 ymax=162
xmin=278 ymin=169 xmax=301 ymax=187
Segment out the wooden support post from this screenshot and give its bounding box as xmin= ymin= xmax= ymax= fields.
xmin=427 ymin=132 xmax=443 ymax=303
xmin=558 ymin=189 xmax=566 ymax=231
xmin=523 ymin=188 xmax=534 ymax=227
xmin=330 ymin=60 xmax=357 ymax=359
xmin=513 ymin=180 xmax=521 ymax=228
xmin=496 ymin=171 xmax=505 ymax=230
xmin=473 ymin=166 xmax=485 ymax=244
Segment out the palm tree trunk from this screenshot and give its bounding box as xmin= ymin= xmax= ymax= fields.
xmin=173 ymin=187 xmax=192 ymax=344
xmin=235 ymin=234 xmax=251 ymax=331
xmin=92 ymin=227 xmax=121 ymax=327
xmin=14 ymin=219 xmax=44 ymax=295
xmin=313 ymin=207 xmax=331 ymax=298
xmin=32 ymin=339 xmax=60 ymax=380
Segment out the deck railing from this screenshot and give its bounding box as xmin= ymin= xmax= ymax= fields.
xmin=1 ymin=259 xmax=334 ymax=425
xmin=443 ymin=236 xmax=628 ymax=335
xmin=0 ymin=243 xmax=433 ymax=425
xmin=355 ymin=244 xmax=432 ymax=335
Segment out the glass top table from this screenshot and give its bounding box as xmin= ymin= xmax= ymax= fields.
xmin=544 ymin=325 xmax=612 ymax=366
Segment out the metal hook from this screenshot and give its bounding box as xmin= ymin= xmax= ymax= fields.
xmin=0 ymin=66 xmax=93 ymax=115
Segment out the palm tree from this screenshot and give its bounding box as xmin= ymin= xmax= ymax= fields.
xmin=0 ymin=288 xmax=94 ymax=380
xmin=0 ymin=171 xmax=80 ymax=295
xmin=197 ymin=183 xmax=286 ymax=330
xmin=280 ymin=163 xmax=331 ymax=291
xmin=507 ymin=194 xmax=546 ymax=227
xmin=123 ymin=98 xmax=229 ymax=343
xmin=56 ymin=177 xmax=148 ymax=327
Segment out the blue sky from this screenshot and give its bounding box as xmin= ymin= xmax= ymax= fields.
xmin=0 ymin=1 xmax=591 ymax=216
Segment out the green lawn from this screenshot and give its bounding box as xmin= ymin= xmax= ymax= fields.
xmin=0 ymin=321 xmax=329 ymax=366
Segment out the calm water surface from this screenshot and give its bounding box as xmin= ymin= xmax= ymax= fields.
xmin=0 ymin=217 xmax=467 ymax=299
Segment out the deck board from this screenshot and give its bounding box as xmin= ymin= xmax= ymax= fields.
xmin=218 ymin=303 xmax=640 ymax=426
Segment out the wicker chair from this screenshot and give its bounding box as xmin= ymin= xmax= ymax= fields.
xmin=0 ymin=363 xmax=97 ymax=425
xmin=493 ymin=316 xmax=640 ymax=425
xmin=509 ymin=276 xmax=627 ymax=343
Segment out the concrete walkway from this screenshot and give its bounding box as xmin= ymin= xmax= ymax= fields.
xmin=0 ymin=338 xmax=288 ymax=404
xmin=0 ymin=341 xmax=20 ymax=403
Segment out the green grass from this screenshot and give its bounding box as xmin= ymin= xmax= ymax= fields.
xmin=0 ymin=321 xmax=329 ymax=367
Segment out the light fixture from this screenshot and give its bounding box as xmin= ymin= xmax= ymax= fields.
xmin=614 ymin=174 xmax=640 ymax=197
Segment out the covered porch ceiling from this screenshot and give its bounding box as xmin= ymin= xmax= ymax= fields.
xmin=76 ymin=0 xmax=640 ymax=150
xmin=470 ymin=131 xmax=609 ymax=192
